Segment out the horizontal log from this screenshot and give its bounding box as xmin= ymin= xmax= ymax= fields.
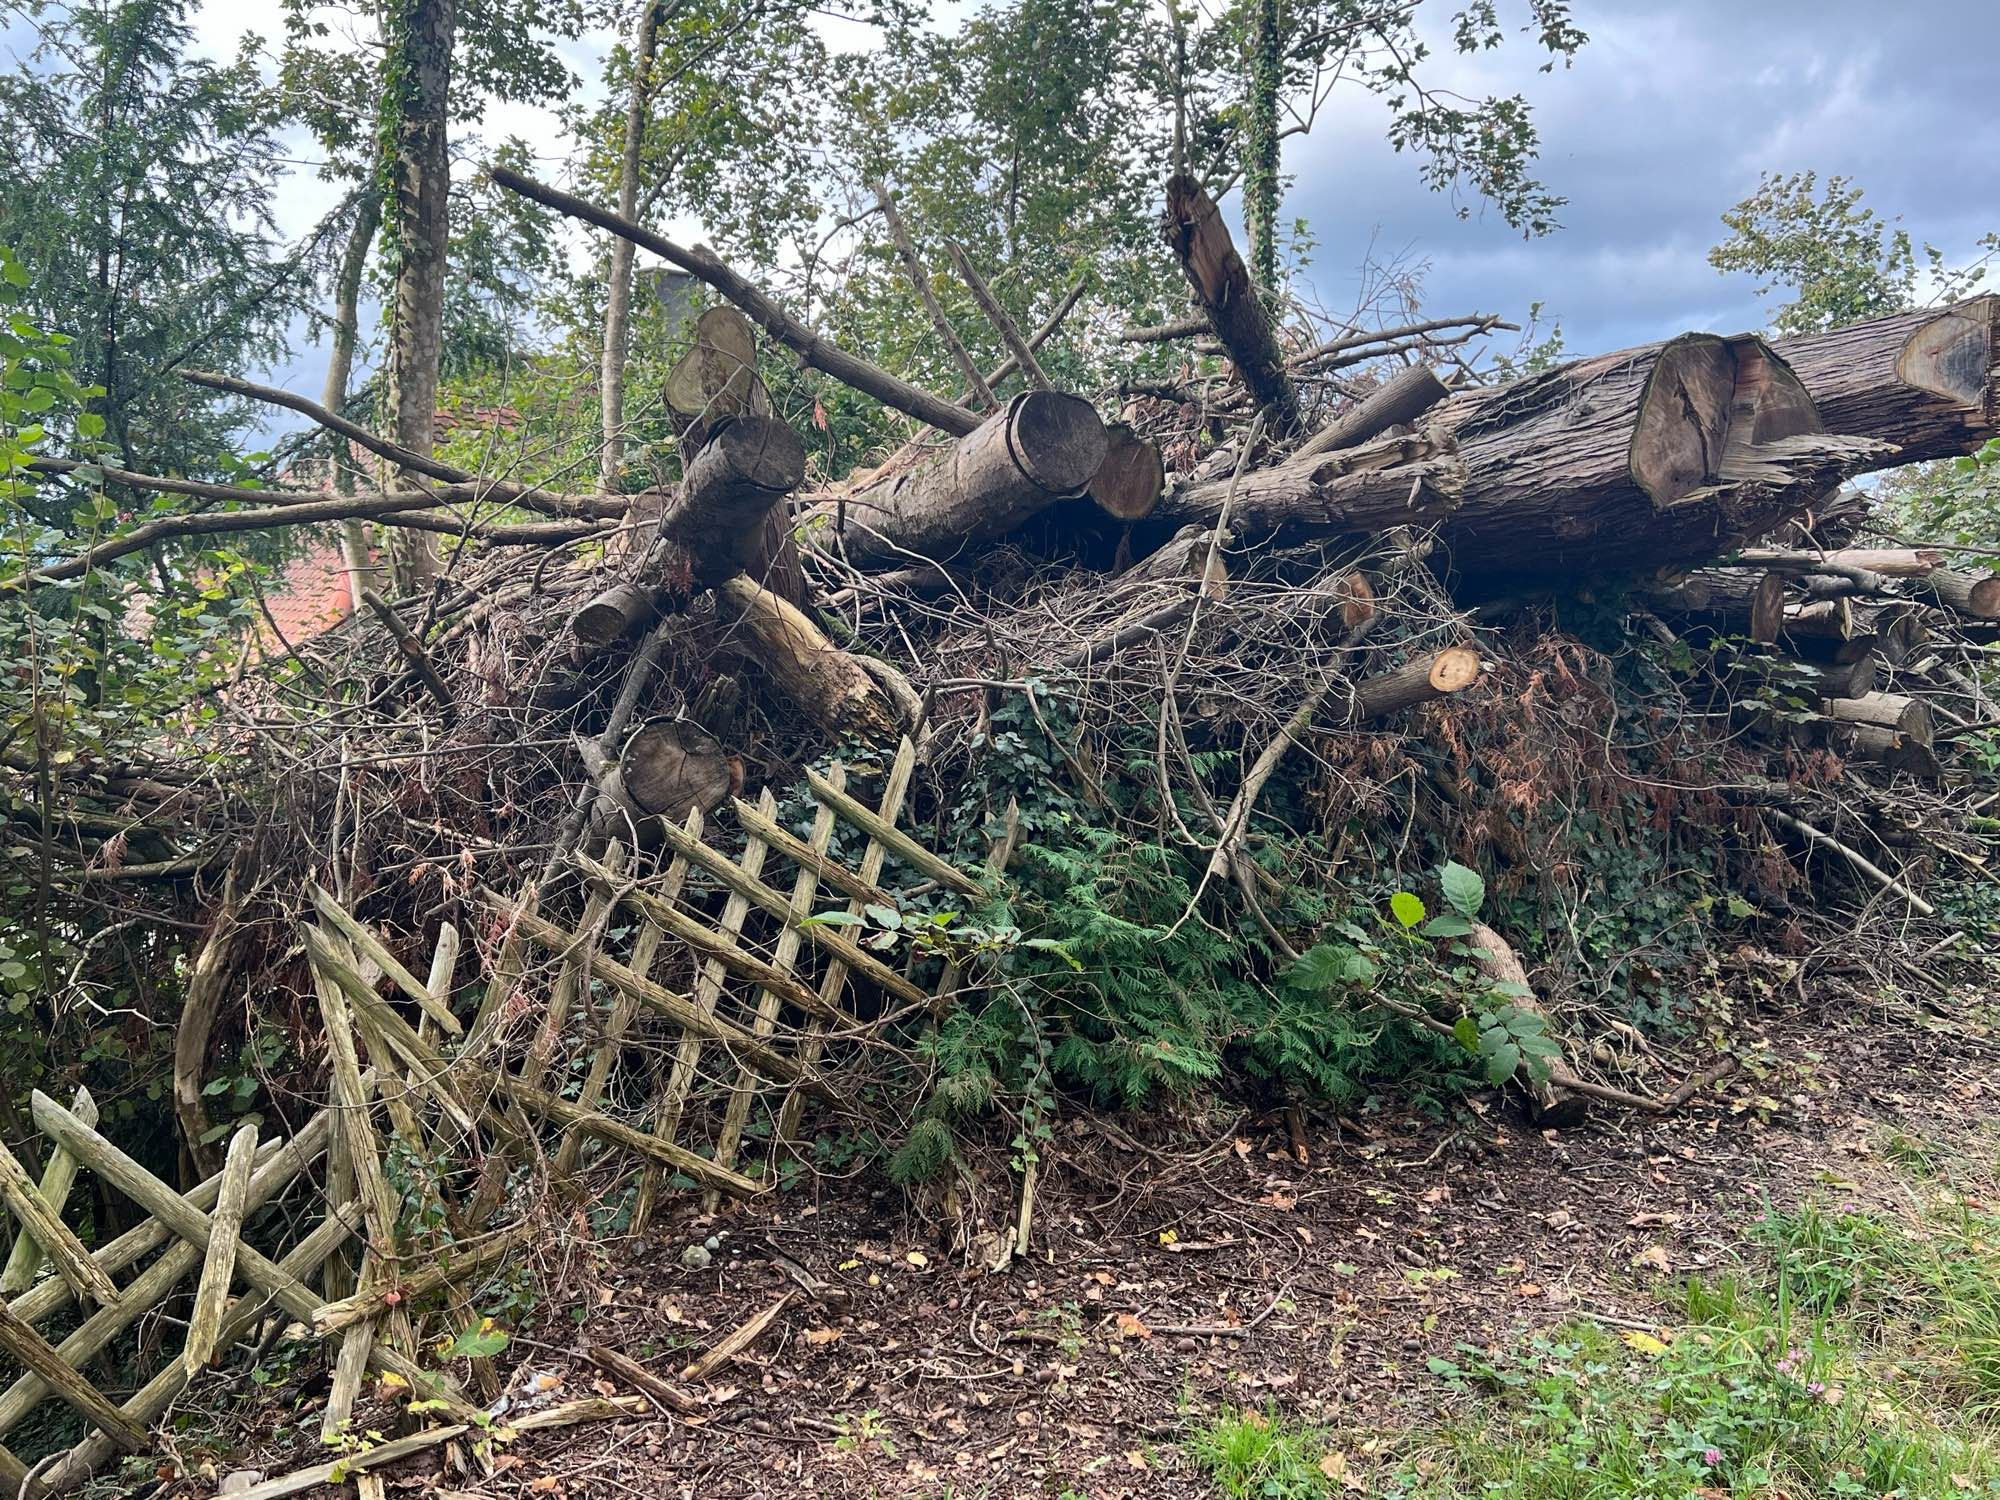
xmin=1772 ymin=296 xmax=1998 ymax=468
xmin=1295 ymin=364 xmax=1450 ymax=460
xmin=1351 ymin=648 xmax=1482 ymax=719
xmin=1828 ymin=691 xmax=1933 ymax=746
xmin=829 ymin=391 xmax=1107 ymax=563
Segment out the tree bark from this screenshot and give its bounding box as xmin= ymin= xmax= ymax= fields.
xmin=1771 ymin=295 xmax=1999 ymax=468
xmin=323 ymin=189 xmax=383 ymax=611
xmin=380 ymin=0 xmax=456 ymax=591
xmin=829 ymin=390 xmax=1106 ymax=562
xmin=1162 ymin=174 xmax=1300 ymax=435
xmin=1157 ymin=329 xmax=1897 ymax=585
xmin=1296 ymin=365 xmax=1450 ymax=459
xmin=599 ymin=0 xmax=665 ymax=492
xmin=572 ymin=414 xmax=807 ymax=647
xmin=1350 ymin=648 xmax=1481 ymax=718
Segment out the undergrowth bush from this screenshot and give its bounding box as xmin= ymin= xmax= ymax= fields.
xmin=873 ymin=689 xmax=1571 ymax=1184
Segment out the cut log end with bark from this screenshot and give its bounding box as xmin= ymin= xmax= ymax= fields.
xmin=828 ymin=390 xmax=1107 ymax=562
xmin=1090 ymin=423 xmax=1166 ymax=520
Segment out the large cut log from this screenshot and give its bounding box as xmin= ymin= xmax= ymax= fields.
xmin=1156 ymin=331 xmax=1893 ymax=583
xmin=1161 ymin=173 xmax=1301 ymax=435
xmin=827 ymin=391 xmax=1107 ymax=562
xmin=1772 ymin=296 xmax=1999 ymax=468
xmin=1644 ymin=569 xmax=1787 ymax=642
xmin=573 ymin=414 xmax=807 ymax=646
xmin=716 ymin=576 xmax=903 ymax=742
xmin=583 ymin=717 xmax=741 ymax=848
xmin=1828 ymin=692 xmax=1933 ymax=746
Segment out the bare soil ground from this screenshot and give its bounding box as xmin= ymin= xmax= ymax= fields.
xmin=168 ymin=982 xmax=2000 ymax=1500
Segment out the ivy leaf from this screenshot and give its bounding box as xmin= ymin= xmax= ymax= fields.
xmin=1440 ymin=861 xmax=1485 ymax=919
xmin=1389 ymin=891 xmax=1426 ymax=928
xmin=863 ymin=903 xmax=902 ymax=931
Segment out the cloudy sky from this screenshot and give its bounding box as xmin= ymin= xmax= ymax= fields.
xmin=1282 ymin=0 xmax=1997 ymax=354
xmin=169 ymin=0 xmax=1999 ymax=403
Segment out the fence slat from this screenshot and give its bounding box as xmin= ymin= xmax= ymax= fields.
xmin=35 ymin=1200 xmax=357 ymax=1498
xmin=181 ymin=1123 xmax=258 ymax=1376
xmin=778 ymin=739 xmax=921 ymax=1145
xmin=710 ymin=784 xmax=840 ymax=1203
xmin=0 ymin=1299 xmax=148 ymax=1450
xmin=0 ymin=1137 xmax=118 ymax=1309
xmin=0 ymin=1087 xmax=96 ymax=1298
xmin=0 ymin=1119 xmax=324 ymax=1442
xmin=310 ymin=885 xmax=463 ymax=1035
xmin=27 ymin=1092 xmax=479 ymax=1424
xmin=553 ymin=811 xmax=700 ymax=1179
xmin=520 ymin=842 xmax=626 ymax=1096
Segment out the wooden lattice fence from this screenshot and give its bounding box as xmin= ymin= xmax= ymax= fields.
xmin=0 ymin=739 xmax=979 ymax=1493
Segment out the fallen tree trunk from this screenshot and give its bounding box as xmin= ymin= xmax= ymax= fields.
xmin=826 ymin=390 xmax=1107 ymax=562
xmin=1772 ymin=296 xmax=1999 ymax=467
xmin=1157 ymin=333 xmax=1893 ymax=585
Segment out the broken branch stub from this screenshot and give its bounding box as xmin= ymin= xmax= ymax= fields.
xmin=1161 ymin=172 xmax=1301 ymax=436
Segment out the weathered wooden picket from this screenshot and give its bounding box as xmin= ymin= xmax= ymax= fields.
xmin=0 ymin=739 xmax=977 ymax=1493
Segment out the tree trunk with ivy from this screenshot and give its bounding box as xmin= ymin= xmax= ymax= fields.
xmin=322 ymin=188 xmax=383 ymax=613
xmin=378 ymin=0 xmax=455 ymax=592
xmin=1243 ymin=0 xmax=1281 ymax=291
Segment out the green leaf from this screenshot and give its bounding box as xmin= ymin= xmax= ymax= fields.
xmin=1422 ymin=913 xmax=1473 ymax=939
xmin=862 ymin=902 xmax=902 ymax=931
xmin=1389 ymin=891 xmax=1426 ymax=928
xmin=447 ymin=1323 xmax=510 ymax=1359
xmin=1440 ymin=860 xmax=1485 ymax=919
xmin=798 ymin=910 xmax=862 ymax=928
xmin=1484 ymin=1043 xmax=1521 ymax=1084
xmin=1452 ymin=1015 xmax=1480 ymax=1054
xmin=76 ymin=412 xmax=105 ymax=439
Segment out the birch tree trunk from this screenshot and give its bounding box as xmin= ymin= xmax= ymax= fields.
xmin=379 ymin=0 xmax=455 ymax=591
xmin=323 ymin=189 xmax=383 ymax=612
xmin=599 ymin=1 xmax=664 ymax=493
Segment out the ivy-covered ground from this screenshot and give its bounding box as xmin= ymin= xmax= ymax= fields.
xmin=143 ymin=975 xmax=2000 ymax=1499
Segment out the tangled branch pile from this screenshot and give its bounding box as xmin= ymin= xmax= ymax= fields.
xmin=7 ymin=169 xmax=1999 ymax=1218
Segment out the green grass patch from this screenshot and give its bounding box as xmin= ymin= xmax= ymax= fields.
xmin=1186 ymin=1404 xmax=1342 ymax=1498
xmin=1378 ymin=1186 xmax=2000 ymax=1498
xmin=1185 ymin=1169 xmax=2000 ymax=1499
